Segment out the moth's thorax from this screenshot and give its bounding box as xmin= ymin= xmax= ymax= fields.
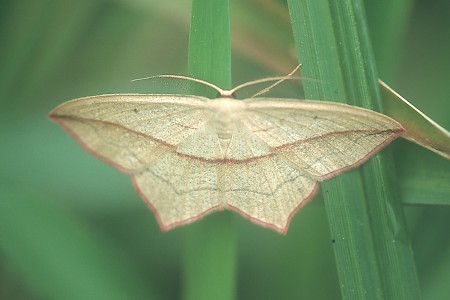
xmin=207 ymin=97 xmax=246 ymax=113
xmin=207 ymin=97 xmax=246 ymax=140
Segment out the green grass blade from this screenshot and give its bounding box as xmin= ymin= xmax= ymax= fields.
xmin=287 ymin=0 xmax=421 ymax=298
xmin=182 ymin=1 xmax=235 ymax=300
xmin=364 ymin=0 xmax=415 ymax=81
xmin=183 ymin=215 xmax=235 ymax=300
xmin=188 ymin=0 xmax=232 ymax=91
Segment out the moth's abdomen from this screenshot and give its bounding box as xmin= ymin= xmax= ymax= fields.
xmin=211 ymin=117 xmax=235 ymax=140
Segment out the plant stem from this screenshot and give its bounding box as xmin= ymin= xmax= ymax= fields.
xmin=182 ymin=0 xmax=235 ymax=300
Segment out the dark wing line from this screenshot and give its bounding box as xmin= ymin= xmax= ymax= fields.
xmin=54 ymin=116 xmax=402 ymax=166
xmin=53 ymin=107 xmax=210 ymax=148
xmin=273 ymin=128 xmax=401 ymax=152
xmin=262 ymin=111 xmax=363 ymax=171
xmin=54 ymin=115 xmax=178 ymax=150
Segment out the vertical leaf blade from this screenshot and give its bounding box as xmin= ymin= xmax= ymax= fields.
xmin=287 ymin=0 xmax=421 ymax=298
xmin=183 ymin=1 xmax=235 ymax=300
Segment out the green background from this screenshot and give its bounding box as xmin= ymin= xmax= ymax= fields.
xmin=1 ymin=0 xmax=449 ymax=299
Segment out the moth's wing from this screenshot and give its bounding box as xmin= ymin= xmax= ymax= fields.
xmin=218 ymin=153 xmax=318 ymax=233
xmin=50 ymin=94 xmax=231 ymax=230
xmin=242 ymin=98 xmax=404 ymax=180
xmin=133 ymin=152 xmax=222 ymax=231
xmin=49 ymin=94 xmax=212 ymax=173
xmin=134 ymin=115 xmax=318 ymax=233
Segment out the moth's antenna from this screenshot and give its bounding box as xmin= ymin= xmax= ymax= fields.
xmin=230 ymin=64 xmax=302 ymax=97
xmin=230 ymin=76 xmax=303 ymax=94
xmin=132 ymin=64 xmax=308 ymax=98
xmin=132 ymin=74 xmax=229 ymax=96
xmin=251 ymin=64 xmax=302 ymax=98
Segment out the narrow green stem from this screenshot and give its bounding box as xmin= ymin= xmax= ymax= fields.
xmin=182 ymin=0 xmax=235 ymax=300
xmin=183 ymin=214 xmax=235 ymax=300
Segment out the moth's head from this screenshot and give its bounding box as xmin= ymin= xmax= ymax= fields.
xmin=217 ymin=89 xmax=236 ymax=99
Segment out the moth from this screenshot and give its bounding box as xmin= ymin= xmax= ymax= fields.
xmin=49 ymin=71 xmax=404 ymax=234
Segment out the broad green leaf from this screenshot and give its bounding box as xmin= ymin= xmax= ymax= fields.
xmin=287 ymin=0 xmax=420 ymax=298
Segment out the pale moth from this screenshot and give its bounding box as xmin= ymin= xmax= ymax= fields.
xmin=49 ymin=68 xmax=403 ymax=234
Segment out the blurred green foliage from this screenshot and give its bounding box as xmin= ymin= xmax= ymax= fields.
xmin=0 ymin=0 xmax=449 ymax=299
